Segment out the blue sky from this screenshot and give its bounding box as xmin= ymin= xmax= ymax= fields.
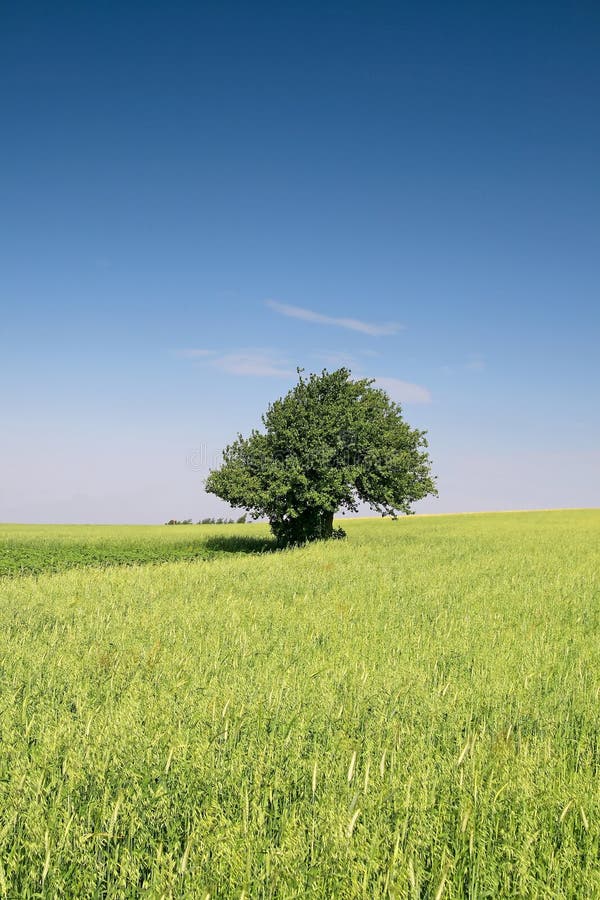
xmin=1 ymin=1 xmax=599 ymax=523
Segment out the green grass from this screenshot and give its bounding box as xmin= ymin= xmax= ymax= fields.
xmin=0 ymin=510 xmax=598 ymax=897
xmin=0 ymin=523 xmax=274 ymax=577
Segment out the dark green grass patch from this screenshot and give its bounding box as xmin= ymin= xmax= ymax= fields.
xmin=0 ymin=538 xmax=218 ymax=577
xmin=0 ymin=524 xmax=276 ymax=578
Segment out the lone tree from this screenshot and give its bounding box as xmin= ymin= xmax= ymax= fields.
xmin=205 ymin=368 xmax=437 ymax=546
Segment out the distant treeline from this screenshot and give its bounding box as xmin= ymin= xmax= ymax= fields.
xmin=165 ymin=515 xmax=247 ymax=526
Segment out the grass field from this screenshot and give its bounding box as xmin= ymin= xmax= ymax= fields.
xmin=0 ymin=523 xmax=273 ymax=578
xmin=0 ymin=510 xmax=598 ymax=897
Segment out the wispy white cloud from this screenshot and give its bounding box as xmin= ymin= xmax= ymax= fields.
xmin=175 ymin=346 xmax=293 ymax=377
xmin=465 ymin=354 xmax=485 ymax=372
xmin=312 ymin=348 xmax=383 ymax=370
xmin=440 ymin=354 xmax=485 ymax=375
xmin=374 ymin=376 xmax=432 ymax=404
xmin=312 ymin=350 xmax=359 ymax=369
xmin=212 ymin=351 xmax=294 ymax=377
xmin=266 ymin=300 xmax=402 ymax=336
xmin=174 ymin=348 xmax=216 ymax=359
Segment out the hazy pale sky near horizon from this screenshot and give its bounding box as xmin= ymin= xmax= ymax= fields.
xmin=1 ymin=1 xmax=599 ymax=523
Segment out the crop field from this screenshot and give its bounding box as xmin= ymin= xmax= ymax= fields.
xmin=0 ymin=510 xmax=599 ymax=898
xmin=0 ymin=523 xmax=272 ymax=578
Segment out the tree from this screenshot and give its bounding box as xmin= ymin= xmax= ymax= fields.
xmin=205 ymin=368 xmax=437 ymax=546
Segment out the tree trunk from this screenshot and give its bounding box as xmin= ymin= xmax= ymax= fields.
xmin=321 ymin=509 xmax=334 ymax=539
xmin=272 ymin=507 xmax=336 ymax=546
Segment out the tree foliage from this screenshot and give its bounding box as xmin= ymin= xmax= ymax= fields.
xmin=205 ymin=368 xmax=437 ymax=546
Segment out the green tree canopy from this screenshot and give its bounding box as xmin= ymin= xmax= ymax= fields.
xmin=205 ymin=368 xmax=437 ymax=546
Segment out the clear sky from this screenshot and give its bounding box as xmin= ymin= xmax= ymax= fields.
xmin=1 ymin=1 xmax=599 ymax=523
